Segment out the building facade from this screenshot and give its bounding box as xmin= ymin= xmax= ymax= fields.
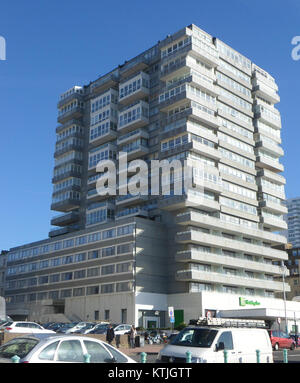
xmin=284 ymin=198 xmax=300 ymax=248
xmin=3 ymin=24 xmax=290 ymax=327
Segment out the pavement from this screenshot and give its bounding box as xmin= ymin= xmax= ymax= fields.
xmin=116 ymin=343 xmax=165 ymax=359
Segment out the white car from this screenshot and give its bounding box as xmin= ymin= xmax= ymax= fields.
xmin=113 ymin=324 xmax=132 ymax=335
xmin=3 ymin=321 xmax=56 ymax=334
xmin=0 ymin=334 xmax=136 ymax=363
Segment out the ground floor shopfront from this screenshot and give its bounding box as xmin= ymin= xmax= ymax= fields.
xmin=8 ymin=290 xmax=300 ymax=334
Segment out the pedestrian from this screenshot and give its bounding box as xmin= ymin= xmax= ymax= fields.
xmin=130 ymin=325 xmax=137 ymax=348
xmin=106 ymin=324 xmax=115 ymax=345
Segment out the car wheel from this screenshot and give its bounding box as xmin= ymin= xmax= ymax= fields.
xmin=273 ymin=343 xmax=279 ymax=351
xmin=290 ymin=343 xmax=296 ymax=351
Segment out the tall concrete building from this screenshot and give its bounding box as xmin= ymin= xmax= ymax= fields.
xmin=284 ymin=197 xmax=300 ymax=248
xmin=4 ymin=24 xmax=290 ymax=327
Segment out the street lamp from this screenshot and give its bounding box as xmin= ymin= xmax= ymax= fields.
xmin=281 ymin=261 xmax=288 ymax=333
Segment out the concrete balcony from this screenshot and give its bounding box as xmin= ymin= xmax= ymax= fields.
xmin=175 ymin=249 xmax=285 ymax=276
xmin=190 ymin=106 xmax=219 ymax=129
xmin=252 ymin=78 xmax=280 ymax=104
xmin=116 ymin=194 xmax=148 ymax=207
xmin=90 ymin=74 xmax=119 ymax=96
xmin=257 ymin=183 xmax=285 ymax=201
xmin=115 ymin=207 xmax=148 ymax=220
xmin=117 ymin=129 xmax=149 ymax=146
xmin=176 ymin=269 xmax=290 ymax=292
xmin=189 ymin=140 xmax=221 ymax=160
xmin=122 ymin=144 xmax=149 ymax=161
xmin=256 ymin=168 xmax=286 ymax=185
xmin=50 ymin=211 xmax=80 ymax=227
xmin=189 ymin=43 xmax=220 ymax=67
xmin=57 ymin=106 xmax=84 ymax=125
xmin=49 ymin=226 xmax=78 ymax=238
xmin=54 ymin=143 xmax=83 ymax=158
xmin=254 ymin=105 xmax=281 ymax=130
xmin=119 ymin=72 xmax=149 ymax=106
xmin=175 ymin=229 xmax=288 ymax=261
xmin=254 ymin=121 xmax=281 ymax=144
xmin=256 ymin=155 xmax=284 ymax=173
xmin=175 ymin=210 xmax=287 ymax=245
xmin=158 ymin=193 xmax=220 ymax=211
xmin=89 ymin=128 xmax=117 ymax=147
xmin=259 ymin=200 xmax=288 ymax=215
xmin=51 ymin=198 xmax=80 ymax=213
xmin=255 ymin=138 xmax=284 ymax=157
xmin=86 ymin=188 xmax=109 ymax=203
xmin=57 ymin=91 xmax=84 ymax=109
xmin=118 ymin=101 xmax=149 ymax=133
xmin=260 ymin=216 xmax=288 ymax=231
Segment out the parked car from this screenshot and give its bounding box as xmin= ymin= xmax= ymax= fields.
xmin=55 ymin=322 xmax=79 ymax=334
xmin=267 ymin=330 xmax=296 ymax=351
xmin=88 ymin=323 xmax=110 ymax=334
xmin=47 ymin=322 xmax=67 ymax=332
xmin=113 ymin=324 xmax=132 ymax=335
xmin=157 ymin=325 xmax=273 ymax=363
xmin=289 ymin=334 xmax=300 ymax=346
xmin=3 ymin=321 xmax=56 ymax=334
xmin=72 ymin=323 xmax=97 ymax=334
xmin=0 ymin=334 xmax=136 ymax=363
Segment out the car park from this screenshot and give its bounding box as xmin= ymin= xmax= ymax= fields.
xmin=0 ymin=334 xmax=136 ymax=363
xmin=3 ymin=321 xmax=56 ymax=334
xmin=267 ymin=330 xmax=296 ymax=351
xmin=157 ymin=318 xmax=273 ymax=363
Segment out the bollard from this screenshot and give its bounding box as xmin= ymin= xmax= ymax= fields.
xmin=256 ymin=349 xmax=260 ymax=363
xmin=283 ymin=349 xmax=288 ymax=363
xmin=186 ymin=350 xmax=192 ymax=363
xmin=223 ymin=349 xmax=228 ymax=363
xmin=84 ymin=353 xmax=91 ymax=363
xmin=140 ymin=352 xmax=147 ymax=363
xmin=11 ymin=355 xmax=20 ymax=363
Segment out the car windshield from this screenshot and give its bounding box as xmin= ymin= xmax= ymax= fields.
xmin=170 ymin=328 xmax=218 ymax=348
xmin=0 ymin=338 xmax=39 ymax=359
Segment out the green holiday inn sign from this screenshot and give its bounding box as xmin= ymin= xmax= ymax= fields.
xmin=239 ymin=297 xmax=261 ymax=307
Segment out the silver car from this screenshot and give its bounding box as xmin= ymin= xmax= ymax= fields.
xmin=0 ymin=334 xmax=136 ymax=363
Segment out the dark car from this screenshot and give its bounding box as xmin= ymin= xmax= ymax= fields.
xmin=89 ymin=323 xmax=110 ymax=334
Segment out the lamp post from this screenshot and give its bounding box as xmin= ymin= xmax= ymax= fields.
xmin=281 ymin=261 xmax=288 ymax=333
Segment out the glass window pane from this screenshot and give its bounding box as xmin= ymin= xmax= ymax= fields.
xmin=57 ymin=340 xmax=84 ymax=362
xmin=38 ymin=341 xmax=59 ymax=361
xmin=83 ymin=340 xmax=112 ymax=363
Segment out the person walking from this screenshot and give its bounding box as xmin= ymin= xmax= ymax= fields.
xmin=106 ymin=324 xmax=115 ymax=345
xmin=130 ymin=325 xmax=137 ymax=348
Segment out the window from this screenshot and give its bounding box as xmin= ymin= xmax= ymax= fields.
xmin=216 ymin=331 xmax=233 ymax=350
xmin=101 ymin=284 xmax=114 ymax=294
xmin=38 ymin=341 xmax=59 ymax=361
xmin=57 ymin=340 xmax=84 ymax=362
xmin=74 ymin=270 xmax=86 ymax=279
xmin=73 ymin=287 xmax=85 ymax=297
xmin=88 ymin=250 xmax=100 ymax=260
xmin=86 ymin=285 xmax=99 ymax=295
xmin=50 ymin=274 xmax=60 ymax=283
xmin=104 ymin=344 xmax=128 ymax=363
xmin=105 ymin=310 xmax=110 ymax=320
xmin=87 ymin=267 xmax=99 ymax=277
xmin=121 ymin=309 xmax=127 ymax=324
xmin=83 ymin=340 xmax=113 ymax=363
xmin=101 ymin=265 xmax=115 ymax=275
xmin=94 ymin=311 xmax=99 ymax=321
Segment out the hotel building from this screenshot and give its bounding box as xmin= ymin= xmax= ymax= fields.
xmin=4 ymin=24 xmax=291 ymax=328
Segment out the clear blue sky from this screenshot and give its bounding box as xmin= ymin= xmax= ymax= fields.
xmin=0 ymin=0 xmax=299 ymax=250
